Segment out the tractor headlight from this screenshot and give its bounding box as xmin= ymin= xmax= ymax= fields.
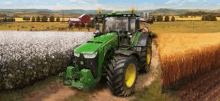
xmin=83 ymin=52 xmax=98 ymax=58
xmin=74 ymin=52 xmax=80 ymax=57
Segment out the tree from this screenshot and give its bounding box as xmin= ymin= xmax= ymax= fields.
xmin=211 ymin=15 xmax=217 ymax=21
xmin=12 ymin=18 xmax=15 ymax=22
xmin=201 ymin=14 xmax=217 ymax=21
xmin=151 ymin=16 xmax=155 ymax=21
xmin=56 ymin=17 xmax=60 ymax=22
xmin=69 ymin=23 xmax=73 ymax=27
xmin=36 ymin=16 xmax=40 ymax=22
xmin=23 ymin=16 xmax=30 ymax=22
xmin=86 ymin=23 xmax=91 ymax=27
xmin=75 ymin=23 xmax=80 ymax=27
xmin=157 ymin=15 xmax=163 ymax=21
xmin=9 ymin=17 xmax=14 ymax=22
xmin=3 ymin=17 xmax=7 ymax=22
xmin=81 ymin=23 xmax=85 ymax=27
xmin=50 ymin=16 xmax=54 ymax=22
xmin=42 ymin=16 xmax=47 ymax=22
xmin=165 ymin=16 xmax=169 ymax=22
xmin=23 ymin=16 xmax=26 ymax=21
xmin=201 ymin=15 xmax=205 ymax=21
xmin=171 ymin=16 xmax=175 ymax=21
xmin=32 ymin=17 xmax=35 ymax=22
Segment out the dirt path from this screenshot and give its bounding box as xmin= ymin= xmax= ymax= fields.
xmin=25 ymin=41 xmax=160 ymax=101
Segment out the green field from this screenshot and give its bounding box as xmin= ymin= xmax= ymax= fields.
xmin=0 ymin=22 xmax=95 ymax=32
xmin=147 ymin=21 xmax=220 ymax=35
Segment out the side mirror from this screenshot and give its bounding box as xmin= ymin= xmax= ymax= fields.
xmin=95 ymin=23 xmax=99 ymax=31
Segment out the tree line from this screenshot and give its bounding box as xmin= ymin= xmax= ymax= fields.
xmin=180 ymin=11 xmax=220 ymax=17
xmin=23 ymin=16 xmax=61 ymax=22
xmin=150 ymin=14 xmax=217 ymax=21
xmin=150 ymin=16 xmax=176 ymax=22
xmin=0 ymin=17 xmax=15 ymax=22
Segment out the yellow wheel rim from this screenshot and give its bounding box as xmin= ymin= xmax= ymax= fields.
xmin=146 ymin=48 xmax=151 ymax=65
xmin=125 ymin=64 xmax=136 ymax=88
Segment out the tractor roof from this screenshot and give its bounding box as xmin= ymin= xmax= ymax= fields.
xmin=100 ymin=12 xmax=139 ymax=17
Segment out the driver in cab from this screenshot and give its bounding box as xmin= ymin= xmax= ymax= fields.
xmin=117 ymin=20 xmax=126 ymax=31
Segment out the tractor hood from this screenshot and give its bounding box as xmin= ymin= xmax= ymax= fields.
xmin=74 ymin=32 xmax=117 ymax=54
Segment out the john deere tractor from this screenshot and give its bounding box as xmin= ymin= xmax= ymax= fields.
xmin=63 ymin=8 xmax=153 ymax=96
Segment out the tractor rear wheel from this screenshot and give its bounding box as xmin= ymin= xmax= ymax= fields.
xmin=140 ymin=37 xmax=152 ymax=72
xmin=106 ymin=55 xmax=138 ymax=96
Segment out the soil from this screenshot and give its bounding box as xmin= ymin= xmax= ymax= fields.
xmin=174 ymin=67 xmax=220 ymax=101
xmin=24 ymin=41 xmax=160 ymax=101
xmin=24 ymin=83 xmax=76 ymax=101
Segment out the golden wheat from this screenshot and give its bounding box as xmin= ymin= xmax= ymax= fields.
xmin=157 ymin=33 xmax=220 ymax=86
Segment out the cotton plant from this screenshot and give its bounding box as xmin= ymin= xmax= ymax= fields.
xmin=0 ymin=31 xmax=94 ymax=61
xmin=0 ymin=31 xmax=94 ymax=89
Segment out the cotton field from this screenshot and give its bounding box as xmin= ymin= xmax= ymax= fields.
xmin=0 ymin=31 xmax=94 ymax=90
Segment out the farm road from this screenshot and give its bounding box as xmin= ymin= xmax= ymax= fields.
xmin=24 ymin=41 xmax=160 ymax=101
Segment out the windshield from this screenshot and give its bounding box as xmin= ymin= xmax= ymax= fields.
xmin=104 ymin=17 xmax=128 ymax=32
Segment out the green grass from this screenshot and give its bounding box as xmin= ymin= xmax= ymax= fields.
xmin=132 ymin=65 xmax=177 ymax=101
xmin=0 ymin=75 xmax=61 ymax=101
xmin=147 ymin=21 xmax=220 ymax=36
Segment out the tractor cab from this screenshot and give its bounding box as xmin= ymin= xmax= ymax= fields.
xmin=94 ymin=12 xmax=141 ymax=48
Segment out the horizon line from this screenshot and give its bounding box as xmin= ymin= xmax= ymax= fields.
xmin=0 ymin=8 xmax=219 ymax=11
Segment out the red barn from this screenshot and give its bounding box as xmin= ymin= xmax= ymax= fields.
xmin=69 ymin=14 xmax=91 ymax=24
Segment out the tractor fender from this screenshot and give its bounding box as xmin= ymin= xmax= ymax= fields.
xmin=115 ymin=50 xmax=141 ymax=70
xmin=136 ymin=32 xmax=151 ymax=48
xmin=115 ymin=50 xmax=141 ymax=63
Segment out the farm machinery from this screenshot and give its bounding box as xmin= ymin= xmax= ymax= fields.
xmin=62 ymin=7 xmax=154 ymax=96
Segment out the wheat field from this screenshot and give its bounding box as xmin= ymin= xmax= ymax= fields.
xmin=157 ymin=33 xmax=220 ymax=86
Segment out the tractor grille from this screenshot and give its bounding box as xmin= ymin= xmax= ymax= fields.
xmin=76 ymin=53 xmax=98 ymax=78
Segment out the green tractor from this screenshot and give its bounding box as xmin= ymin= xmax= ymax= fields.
xmin=63 ymin=9 xmax=153 ymax=96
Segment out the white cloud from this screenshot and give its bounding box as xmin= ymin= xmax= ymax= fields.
xmin=203 ymin=0 xmax=207 ymax=2
xmin=165 ymin=0 xmax=198 ymax=4
xmin=69 ymin=0 xmax=86 ymax=4
xmin=165 ymin=0 xmax=180 ymax=4
xmin=175 ymin=3 xmax=183 ymax=6
xmin=187 ymin=0 xmax=197 ymax=2
xmin=5 ymin=1 xmax=12 ymax=4
xmin=69 ymin=0 xmax=97 ymax=4
xmin=69 ymin=0 xmax=77 ymax=2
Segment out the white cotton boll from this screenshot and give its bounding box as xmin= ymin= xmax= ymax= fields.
xmin=0 ymin=31 xmax=93 ymax=61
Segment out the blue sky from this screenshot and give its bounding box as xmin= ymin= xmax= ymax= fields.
xmin=0 ymin=0 xmax=219 ymax=10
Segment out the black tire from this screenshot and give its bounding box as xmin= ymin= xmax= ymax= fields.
xmin=140 ymin=37 xmax=152 ymax=72
xmin=106 ymin=55 xmax=138 ymax=96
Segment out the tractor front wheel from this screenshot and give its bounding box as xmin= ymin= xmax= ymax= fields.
xmin=106 ymin=55 xmax=138 ymax=96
